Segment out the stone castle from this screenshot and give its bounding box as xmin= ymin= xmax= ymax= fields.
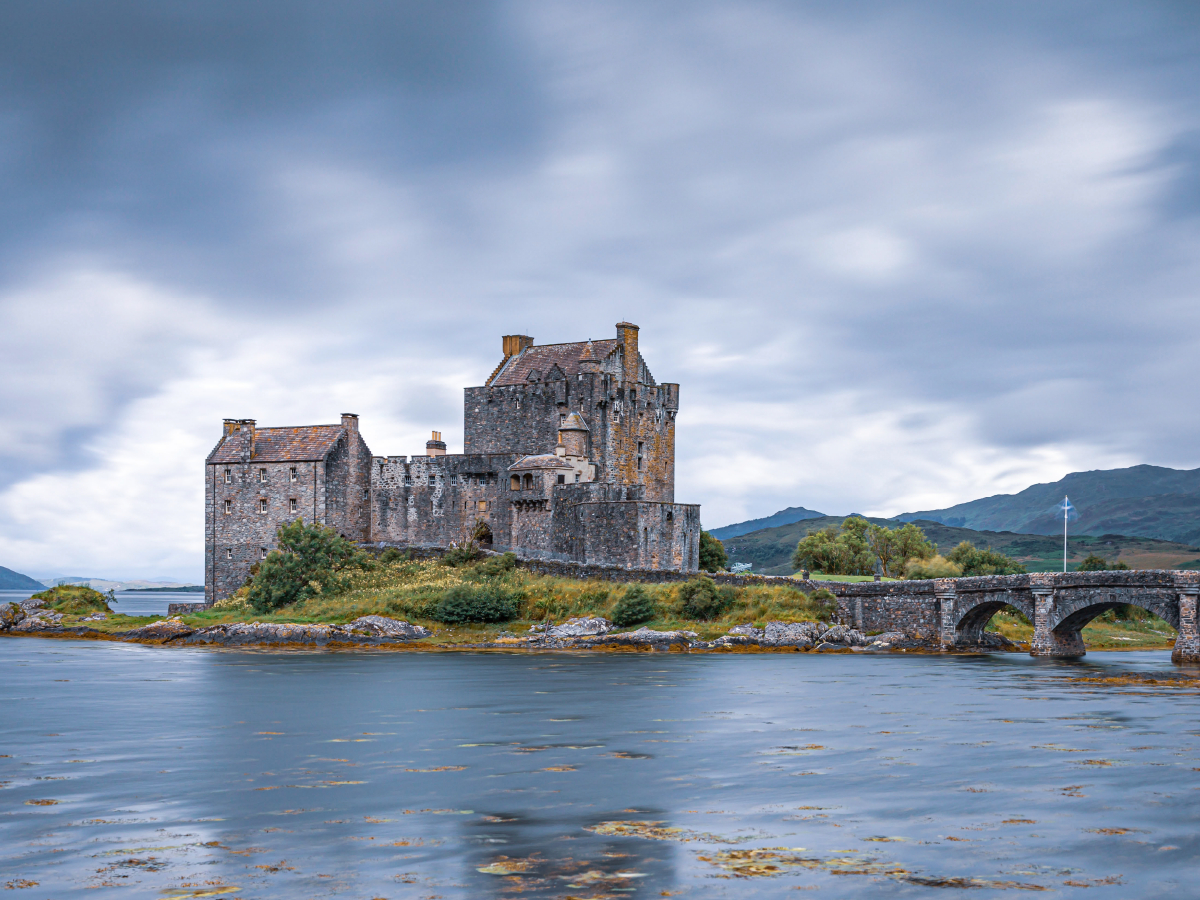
xmin=204 ymin=322 xmax=701 ymax=602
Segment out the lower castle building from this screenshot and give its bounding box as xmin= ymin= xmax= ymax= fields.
xmin=205 ymin=322 xmax=702 ymax=602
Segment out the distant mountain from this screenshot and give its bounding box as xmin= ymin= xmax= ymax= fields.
xmin=0 ymin=566 xmax=45 ymax=590
xmin=709 ymin=506 xmax=825 ymax=540
xmin=40 ymin=576 xmax=199 ymax=591
xmin=719 ymin=515 xmax=1200 ymax=576
xmin=898 ymin=464 xmax=1200 ymax=545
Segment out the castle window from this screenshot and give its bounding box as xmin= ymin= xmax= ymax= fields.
xmin=223 ymin=468 xmax=231 ymax=484
xmin=575 ymin=472 xmax=581 ymax=483
xmin=261 ymin=547 xmax=268 ymax=559
xmin=477 ymin=500 xmax=487 ymax=511
xmin=258 ymin=498 xmax=268 ymax=514
xmin=523 ymin=473 xmax=533 ymax=490
xmin=226 ymin=548 xmax=232 ymax=559
xmin=289 ymin=498 xmax=297 ymax=513
xmin=290 ymin=467 xmax=297 ymax=482
xmin=511 ymin=475 xmax=520 ymax=490
xmin=258 ymin=468 xmax=267 ymax=482
xmin=224 ymin=499 xmax=232 ymax=515
xmin=557 ymin=474 xmax=565 ymax=485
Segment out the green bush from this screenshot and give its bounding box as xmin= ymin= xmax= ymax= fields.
xmin=904 ymin=554 xmax=964 ymax=579
xmin=807 ymin=587 xmax=838 ymax=622
xmin=442 ymin=543 xmax=483 ymax=567
xmin=699 ymin=531 xmax=728 ymax=572
xmin=476 ymin=551 xmax=518 ymax=578
xmin=433 ymin=583 xmax=520 ymax=623
xmin=678 ymin=576 xmax=735 ymax=620
xmin=612 ymin=585 xmax=656 ymax=626
xmin=1077 ymin=554 xmax=1130 ymax=572
xmin=33 ymin=584 xmax=112 ymax=615
xmin=380 ymin=547 xmax=410 ymax=565
xmin=247 ymin=519 xmax=364 ymax=613
xmin=947 ymin=541 xmax=1026 ymax=576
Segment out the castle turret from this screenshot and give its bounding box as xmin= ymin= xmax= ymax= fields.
xmin=558 ymin=412 xmax=589 ymax=458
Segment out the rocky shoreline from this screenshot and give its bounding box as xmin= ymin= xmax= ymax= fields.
xmin=2 ymin=600 xmax=1021 ymax=653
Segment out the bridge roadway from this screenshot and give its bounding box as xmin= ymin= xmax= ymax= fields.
xmin=822 ymin=569 xmax=1200 ymax=662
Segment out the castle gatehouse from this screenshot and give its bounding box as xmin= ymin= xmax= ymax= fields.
xmin=204 ymin=322 xmax=701 ymax=602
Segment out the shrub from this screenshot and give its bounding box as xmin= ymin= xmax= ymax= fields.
xmin=247 ymin=519 xmax=364 ymax=613
xmin=699 ymin=531 xmax=728 ymax=572
xmin=678 ymin=576 xmax=735 ymax=620
xmin=807 ymin=587 xmax=838 ymax=622
xmin=904 ymin=555 xmax=964 ymax=580
xmin=33 ymin=584 xmax=112 ymax=615
xmin=476 ymin=552 xmax=517 ymax=578
xmin=612 ymin=585 xmax=656 ymax=626
xmin=1077 ymin=554 xmax=1129 ymax=572
xmin=792 ymin=518 xmax=874 ymax=576
xmin=380 ymin=547 xmax=410 ymax=565
xmin=442 ymin=543 xmax=483 ymax=567
xmin=433 ymin=583 xmax=520 ymax=624
xmin=946 ymin=541 xmax=1026 ymax=576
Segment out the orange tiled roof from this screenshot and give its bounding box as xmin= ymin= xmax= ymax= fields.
xmin=487 ymin=339 xmax=619 ymax=386
xmin=207 ymin=425 xmax=345 ymax=464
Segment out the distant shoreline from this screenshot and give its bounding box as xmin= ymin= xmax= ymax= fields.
xmin=120 ymin=586 xmax=204 ymax=593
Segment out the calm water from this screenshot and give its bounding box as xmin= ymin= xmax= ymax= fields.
xmin=2 ymin=641 xmax=1198 ymax=898
xmin=0 ymin=590 xmax=192 ymax=617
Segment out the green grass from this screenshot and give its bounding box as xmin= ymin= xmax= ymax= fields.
xmin=986 ymin=608 xmax=1177 ymax=650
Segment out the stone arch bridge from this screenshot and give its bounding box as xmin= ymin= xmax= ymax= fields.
xmin=822 ymin=570 xmax=1200 ymax=662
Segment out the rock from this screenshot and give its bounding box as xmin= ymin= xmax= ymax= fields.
xmin=813 ymin=641 xmax=841 ymax=651
xmin=11 ymin=616 xmax=62 ymax=633
xmin=871 ymin=631 xmax=907 ymax=646
xmin=80 ymin=613 xmax=108 ymax=622
xmin=978 ymin=632 xmax=1019 ymax=650
xmin=121 ymin=617 xmax=196 ymax=642
xmin=19 ymin=598 xmax=47 ymax=612
xmin=844 ymin=629 xmax=870 ymax=647
xmin=763 ymin=621 xmax=820 ymax=647
xmin=728 ymin=624 xmax=764 ymax=639
xmin=347 ymin=615 xmax=431 ymax=639
xmin=547 ymin=616 xmax=612 ymax=638
xmin=820 ymin=624 xmax=851 ymax=644
xmin=602 ymin=626 xmax=698 ymax=649
xmin=1 ymin=602 xmax=25 ymax=631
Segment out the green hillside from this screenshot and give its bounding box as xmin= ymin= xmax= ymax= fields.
xmin=898 ymin=464 xmax=1200 ymax=544
xmin=720 ymin=515 xmax=1200 ymax=576
xmin=0 ymin=565 xmax=45 ymax=590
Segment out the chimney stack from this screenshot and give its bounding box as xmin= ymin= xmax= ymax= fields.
xmin=426 ymin=430 xmax=447 ymax=456
xmin=502 ymin=334 xmax=534 ymax=358
xmin=341 ymin=413 xmax=359 ymax=432
xmin=616 ymin=322 xmax=639 ymax=384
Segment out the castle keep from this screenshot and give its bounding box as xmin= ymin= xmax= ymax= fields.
xmin=205 ymin=323 xmax=701 ymax=602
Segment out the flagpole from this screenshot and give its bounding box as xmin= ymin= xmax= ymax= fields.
xmin=1063 ymin=495 xmax=1068 ymax=573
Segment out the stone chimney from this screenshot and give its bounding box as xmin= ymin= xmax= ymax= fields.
xmin=579 ymin=340 xmax=601 ymax=374
xmin=616 ymin=322 xmax=639 ymax=384
xmin=426 ymin=430 xmax=447 ymax=456
xmin=341 ymin=413 xmax=359 ymax=433
xmin=502 ymin=334 xmax=534 ymax=358
xmin=238 ymin=419 xmax=256 ymax=462
xmin=223 ymin=419 xmax=239 ymax=437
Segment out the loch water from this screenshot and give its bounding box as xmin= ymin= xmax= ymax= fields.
xmin=2 ymin=640 xmax=1198 ymax=898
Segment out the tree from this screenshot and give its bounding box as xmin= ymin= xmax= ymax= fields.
xmin=612 ymin=585 xmax=657 ymax=626
xmin=247 ymin=519 xmax=364 ymax=612
xmin=699 ymin=531 xmax=728 ymax=572
xmin=1077 ymin=554 xmax=1130 ymax=572
xmin=946 ymin=541 xmax=1026 ymax=576
xmin=792 ymin=516 xmax=933 ymax=577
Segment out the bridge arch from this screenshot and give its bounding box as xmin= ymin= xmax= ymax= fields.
xmin=1049 ymin=591 xmax=1178 ymax=636
xmin=953 ymin=592 xmax=1034 ymax=645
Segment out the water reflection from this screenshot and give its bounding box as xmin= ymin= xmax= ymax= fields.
xmin=1 ymin=642 xmax=1198 ymax=897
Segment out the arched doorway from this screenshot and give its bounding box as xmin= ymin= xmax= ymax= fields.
xmin=473 ymin=520 xmax=493 ymax=549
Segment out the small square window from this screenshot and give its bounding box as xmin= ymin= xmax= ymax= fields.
xmin=289 ymin=467 xmax=297 ymax=482
xmin=224 ymin=499 xmax=232 ymax=515
xmin=557 ymin=474 xmax=565 ymax=485
xmin=575 ymin=473 xmax=581 ymax=483
xmin=226 ymin=548 xmax=232 ymax=559
xmin=261 ymin=547 xmax=268 ymax=559
xmin=259 ymin=498 xmax=268 ymax=514
xmin=289 ymin=498 xmax=297 ymax=512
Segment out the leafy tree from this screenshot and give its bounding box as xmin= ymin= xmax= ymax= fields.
xmin=904 ymin=555 xmax=964 ymax=579
xmin=946 ymin=541 xmax=1026 ymax=576
xmin=1077 ymin=554 xmax=1129 ymax=572
xmin=433 ymin=583 xmax=520 ymax=623
xmin=678 ymin=576 xmax=736 ymax=620
xmin=612 ymin=585 xmax=657 ymax=626
xmin=791 ymin=518 xmax=874 ymax=576
xmin=699 ymin=531 xmax=728 ymax=572
xmin=866 ymin=521 xmax=935 ymax=578
xmin=247 ymin=519 xmax=364 ymax=612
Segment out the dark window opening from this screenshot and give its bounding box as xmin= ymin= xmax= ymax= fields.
xmin=511 ymin=475 xmax=520 ymax=490
xmin=523 ymin=473 xmax=534 ymax=490
xmin=557 ymin=474 xmax=565 ymax=485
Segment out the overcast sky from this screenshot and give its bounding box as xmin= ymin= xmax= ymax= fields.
xmin=2 ymin=1 xmax=1199 ymax=581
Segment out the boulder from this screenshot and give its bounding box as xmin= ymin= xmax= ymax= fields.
xmin=820 ymin=624 xmax=850 ymax=644
xmin=548 ymin=616 xmax=612 ymax=638
xmin=871 ymin=631 xmax=907 ymax=646
xmin=347 ymin=615 xmax=431 ymax=639
xmin=763 ymin=621 xmax=821 ymax=647
xmin=727 ymin=624 xmax=764 ymax=640
xmin=11 ymin=616 xmax=62 ymax=633
xmin=604 ymin=626 xmax=698 ymax=649
xmin=121 ymin=617 xmax=196 ymax=642
xmin=1 ymin=602 xmax=25 ymax=631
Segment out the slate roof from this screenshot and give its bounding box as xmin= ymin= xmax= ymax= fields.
xmin=207 ymin=425 xmax=345 ymax=464
xmin=508 ymin=454 xmax=574 ymax=471
xmin=487 ymin=339 xmax=618 ymax=387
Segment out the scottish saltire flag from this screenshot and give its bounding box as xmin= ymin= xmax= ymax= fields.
xmin=1060 ymin=496 xmax=1077 ymax=520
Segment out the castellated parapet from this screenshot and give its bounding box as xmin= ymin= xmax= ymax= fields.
xmin=205 ymin=323 xmax=701 ymax=602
